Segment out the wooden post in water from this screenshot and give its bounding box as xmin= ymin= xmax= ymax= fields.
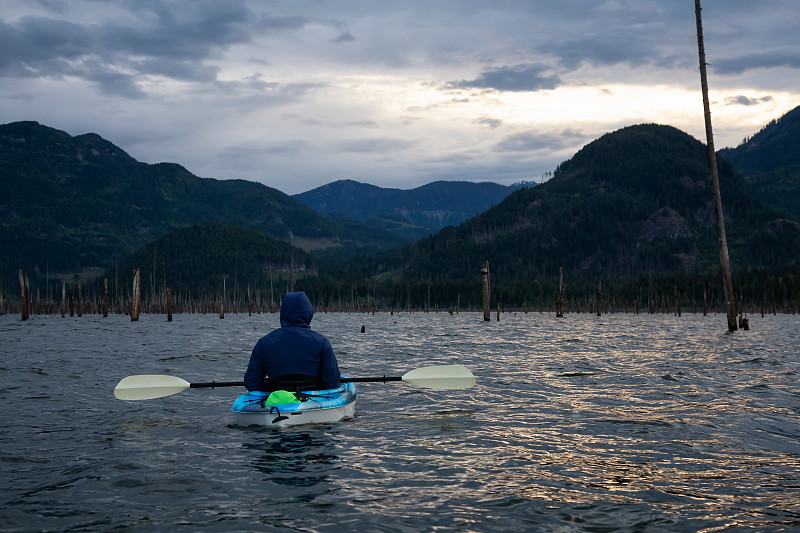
xmin=102 ymin=279 xmax=109 ymax=317
xmin=556 ymin=267 xmax=565 ymax=317
xmin=596 ymin=281 xmax=602 ymax=316
xmin=481 ymin=261 xmax=490 ymax=321
xmin=220 ymin=277 xmax=226 ymax=319
xmin=18 ymin=270 xmax=29 ymax=321
xmin=695 ymin=0 xmax=737 ymax=331
xmin=131 ymin=269 xmax=141 ymax=321
xmin=247 ymin=284 xmax=252 ymax=316
xmin=166 ymin=287 xmax=173 ymax=322
xmin=76 ymin=281 xmax=83 ymax=317
xmin=269 ymin=265 xmax=275 ymax=313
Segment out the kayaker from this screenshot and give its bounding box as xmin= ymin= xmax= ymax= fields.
xmin=244 ymin=291 xmax=341 ymax=392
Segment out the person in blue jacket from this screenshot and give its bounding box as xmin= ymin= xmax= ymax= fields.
xmin=244 ymin=291 xmax=341 ymax=392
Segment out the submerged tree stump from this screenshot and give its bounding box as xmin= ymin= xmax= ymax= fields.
xmin=77 ymin=281 xmax=83 ymax=317
xmin=131 ymin=269 xmax=141 ymax=321
xmin=596 ymin=281 xmax=602 ymax=317
xmin=18 ymin=270 xmax=29 ymax=321
xmin=481 ymin=261 xmax=490 ymax=322
xmin=556 ymin=267 xmax=565 ymax=318
xmin=102 ymin=279 xmax=109 ymax=317
xmin=166 ymin=287 xmax=173 ymax=322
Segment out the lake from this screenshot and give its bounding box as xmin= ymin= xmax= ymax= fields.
xmin=1 ymin=311 xmax=799 ymax=531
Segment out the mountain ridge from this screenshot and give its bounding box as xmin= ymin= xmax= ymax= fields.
xmin=294 ymin=179 xmax=521 ymax=240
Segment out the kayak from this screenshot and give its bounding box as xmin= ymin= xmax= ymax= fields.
xmin=230 ymin=381 xmax=357 ymax=427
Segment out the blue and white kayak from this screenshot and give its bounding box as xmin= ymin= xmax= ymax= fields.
xmin=230 ymin=381 xmax=357 ymax=427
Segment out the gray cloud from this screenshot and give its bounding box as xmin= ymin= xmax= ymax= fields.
xmin=475 ymin=117 xmax=502 ymax=129
xmin=445 ymin=64 xmax=561 ymax=92
xmin=0 ymin=2 xmax=254 ymax=95
xmin=725 ymin=95 xmax=774 ymax=107
xmin=713 ymin=52 xmax=800 ymax=75
xmin=331 ymin=32 xmax=355 ymax=44
xmin=332 ymin=138 xmax=418 ymax=154
xmin=543 ymin=33 xmax=660 ymax=71
xmin=494 ymin=129 xmax=587 ymax=153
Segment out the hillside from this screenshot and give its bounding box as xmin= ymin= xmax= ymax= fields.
xmin=318 ymin=124 xmax=799 ymax=306
xmin=294 ymin=179 xmax=518 ymax=240
xmin=0 ymin=121 xmax=403 ymax=291
xmin=719 ymin=105 xmax=800 ymax=217
xmin=105 ymin=222 xmax=309 ymax=302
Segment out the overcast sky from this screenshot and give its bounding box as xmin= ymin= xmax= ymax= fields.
xmin=1 ymin=1 xmax=798 ymax=195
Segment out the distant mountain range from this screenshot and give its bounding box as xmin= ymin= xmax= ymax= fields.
xmin=294 ymin=179 xmax=524 ymax=241
xmin=719 ymin=105 xmax=800 ymax=218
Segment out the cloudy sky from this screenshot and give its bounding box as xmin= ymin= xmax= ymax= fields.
xmin=1 ymin=1 xmax=798 ymax=195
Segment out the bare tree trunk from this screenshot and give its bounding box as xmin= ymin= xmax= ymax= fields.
xmin=102 ymin=279 xmax=109 ymax=317
xmin=481 ymin=261 xmax=490 ymax=321
xmin=76 ymin=281 xmax=83 ymax=317
xmin=556 ymin=267 xmax=565 ymax=317
xmin=131 ymin=269 xmax=141 ymax=321
xmin=596 ymin=281 xmax=602 ymax=316
xmin=220 ymin=278 xmax=226 ymax=319
xmin=166 ymin=287 xmax=173 ymax=322
xmin=18 ymin=270 xmax=29 ymax=321
xmin=695 ymin=0 xmax=737 ymax=332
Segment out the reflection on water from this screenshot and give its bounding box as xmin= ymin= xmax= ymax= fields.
xmin=243 ymin=429 xmax=341 ymax=488
xmin=1 ymin=312 xmax=799 ymax=531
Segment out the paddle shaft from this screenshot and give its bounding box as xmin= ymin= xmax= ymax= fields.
xmin=187 ymin=376 xmax=402 ymax=389
xmin=342 ymin=376 xmax=402 ymax=383
xmin=190 ymin=381 xmax=244 ymax=389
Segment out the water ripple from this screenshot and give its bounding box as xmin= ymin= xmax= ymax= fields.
xmin=1 ymin=312 xmax=799 ymax=531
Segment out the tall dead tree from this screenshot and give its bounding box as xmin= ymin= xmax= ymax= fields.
xmin=695 ymin=0 xmax=738 ymax=331
xmin=556 ymin=267 xmax=565 ymax=317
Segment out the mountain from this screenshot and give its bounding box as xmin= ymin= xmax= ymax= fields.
xmin=318 ymin=124 xmax=799 ymax=307
xmin=0 ymin=121 xmax=403 ymax=291
xmin=293 ymin=179 xmax=520 ymax=240
xmin=719 ymin=105 xmax=800 ymax=217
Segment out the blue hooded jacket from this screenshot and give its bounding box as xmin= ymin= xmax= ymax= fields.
xmin=244 ymin=292 xmax=341 ymax=391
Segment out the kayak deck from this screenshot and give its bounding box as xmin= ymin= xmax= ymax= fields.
xmin=231 ymin=381 xmax=357 ymax=427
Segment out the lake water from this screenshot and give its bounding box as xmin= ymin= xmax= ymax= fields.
xmin=1 ymin=311 xmax=799 ymax=532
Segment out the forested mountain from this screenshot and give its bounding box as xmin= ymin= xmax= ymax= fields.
xmin=0 ymin=121 xmax=402 ymax=292
xmin=310 ymin=124 xmax=799 ymax=308
xmin=105 ymin=222 xmax=308 ymax=303
xmin=719 ymin=105 xmax=800 ymax=217
xmin=294 ymin=179 xmax=519 ymax=240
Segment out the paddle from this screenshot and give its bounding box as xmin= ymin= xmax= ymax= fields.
xmin=114 ymin=364 xmax=476 ymax=401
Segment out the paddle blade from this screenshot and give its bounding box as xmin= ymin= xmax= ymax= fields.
xmin=114 ymin=375 xmax=191 ymax=401
xmin=401 ymin=364 xmax=476 ymax=390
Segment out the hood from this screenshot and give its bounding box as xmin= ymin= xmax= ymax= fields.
xmin=279 ymin=291 xmax=314 ymax=328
